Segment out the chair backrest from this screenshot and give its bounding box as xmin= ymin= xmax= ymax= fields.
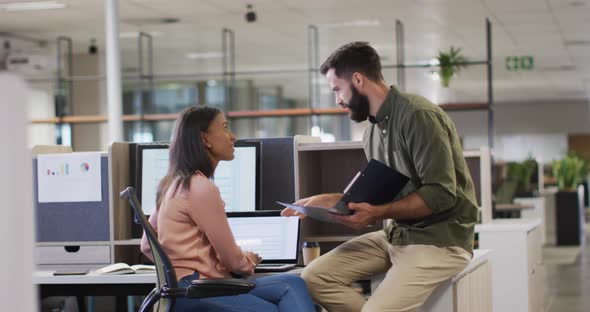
xmin=120 ymin=187 xmax=256 ymax=312
xmin=120 ymin=187 xmax=179 ymax=290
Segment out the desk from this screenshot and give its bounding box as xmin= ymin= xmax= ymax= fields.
xmin=34 ymin=270 xmax=156 ymax=295
xmin=34 ymin=271 xmax=156 ymax=312
xmin=34 ymin=268 xmax=304 ymax=311
xmin=514 ymin=197 xmax=547 ymax=245
xmin=476 ymin=219 xmax=543 ymax=312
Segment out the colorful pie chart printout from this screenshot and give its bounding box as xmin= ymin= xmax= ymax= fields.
xmin=37 ymin=152 xmax=102 ymax=203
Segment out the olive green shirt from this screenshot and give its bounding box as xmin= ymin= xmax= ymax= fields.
xmin=363 ymin=86 xmax=478 ymax=252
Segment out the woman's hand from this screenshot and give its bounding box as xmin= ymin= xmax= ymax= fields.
xmin=245 ymin=251 xmax=262 ymax=266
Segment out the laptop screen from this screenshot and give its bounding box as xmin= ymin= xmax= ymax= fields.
xmin=227 ymin=211 xmax=300 ymax=264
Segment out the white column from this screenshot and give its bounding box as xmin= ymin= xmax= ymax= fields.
xmin=105 ymin=0 xmax=123 ymax=142
xmin=0 ymin=74 xmax=36 ymax=311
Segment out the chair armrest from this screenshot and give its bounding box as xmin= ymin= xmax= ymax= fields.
xmin=186 ymin=278 xmax=256 ymax=299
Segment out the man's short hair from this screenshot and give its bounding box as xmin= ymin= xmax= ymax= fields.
xmin=320 ymin=41 xmax=384 ymax=82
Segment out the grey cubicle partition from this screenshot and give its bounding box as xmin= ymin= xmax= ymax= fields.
xmin=34 ymin=154 xmax=110 ymax=242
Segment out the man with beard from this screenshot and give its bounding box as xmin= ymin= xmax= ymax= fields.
xmin=282 ymin=42 xmax=478 ymax=311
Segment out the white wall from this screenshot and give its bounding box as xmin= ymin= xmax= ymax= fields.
xmin=462 ymin=133 xmax=568 ymax=163
xmin=447 ymin=100 xmax=590 ymax=161
xmin=348 ymin=99 xmax=590 ymax=162
xmin=448 ymin=100 xmax=590 ymax=136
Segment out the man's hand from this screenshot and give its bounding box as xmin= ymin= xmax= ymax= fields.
xmin=331 ymin=202 xmax=383 ymax=230
xmin=280 ymin=196 xmax=311 ymax=218
xmin=245 ymin=251 xmax=262 ymax=266
xmin=280 ymin=193 xmax=343 ymax=218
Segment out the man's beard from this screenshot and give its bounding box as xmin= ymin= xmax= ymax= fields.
xmin=346 ymin=84 xmax=370 ymax=122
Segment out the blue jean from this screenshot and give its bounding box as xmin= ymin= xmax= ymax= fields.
xmin=174 ymin=272 xmax=315 ymax=312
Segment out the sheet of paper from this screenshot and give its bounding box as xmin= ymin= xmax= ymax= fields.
xmin=37 ymin=152 xmax=102 ymax=203
xmin=276 ymin=202 xmax=341 ymax=223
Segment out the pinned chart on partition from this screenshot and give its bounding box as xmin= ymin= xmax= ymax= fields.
xmin=37 ymin=152 xmax=102 ymax=203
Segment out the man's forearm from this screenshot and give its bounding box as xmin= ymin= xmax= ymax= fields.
xmin=376 ymin=192 xmax=433 ymax=221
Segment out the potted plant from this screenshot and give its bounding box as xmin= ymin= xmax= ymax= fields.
xmin=552 ymin=153 xmax=587 ymax=245
xmin=552 ymin=153 xmax=586 ymax=191
xmin=507 ymin=157 xmax=538 ymax=197
xmin=435 ymin=46 xmax=468 ymax=88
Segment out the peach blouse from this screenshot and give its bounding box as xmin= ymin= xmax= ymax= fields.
xmin=141 ymin=172 xmax=255 ymax=280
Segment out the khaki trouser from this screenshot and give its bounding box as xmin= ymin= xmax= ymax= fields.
xmin=301 ymin=231 xmax=471 ymax=312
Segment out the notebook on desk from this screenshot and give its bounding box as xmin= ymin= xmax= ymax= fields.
xmin=227 ymin=211 xmax=300 ymax=272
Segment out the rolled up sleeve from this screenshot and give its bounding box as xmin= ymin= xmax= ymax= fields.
xmin=402 ymin=110 xmax=457 ymax=214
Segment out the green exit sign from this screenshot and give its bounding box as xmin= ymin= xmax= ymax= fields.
xmin=506 ymin=56 xmax=534 ymax=71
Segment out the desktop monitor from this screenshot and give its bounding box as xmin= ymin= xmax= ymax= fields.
xmin=215 ymin=141 xmax=261 ymax=212
xmin=135 ymin=140 xmax=261 ymax=215
xmin=136 ymin=143 xmax=170 ymax=216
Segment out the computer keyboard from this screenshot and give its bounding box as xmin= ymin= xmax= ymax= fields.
xmin=255 ymin=263 xmax=296 ymax=272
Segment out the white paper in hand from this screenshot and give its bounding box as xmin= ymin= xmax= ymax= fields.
xmin=276 ymin=201 xmax=344 ymax=223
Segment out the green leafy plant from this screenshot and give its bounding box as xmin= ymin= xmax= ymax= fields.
xmin=507 ymin=157 xmax=537 ymax=194
xmin=435 ymin=46 xmax=468 ymax=88
xmin=552 ymin=153 xmax=587 ymax=191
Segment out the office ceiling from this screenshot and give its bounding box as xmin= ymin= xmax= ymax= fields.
xmin=1 ymin=0 xmax=589 ymax=104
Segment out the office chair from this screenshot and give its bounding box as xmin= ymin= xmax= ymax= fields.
xmin=120 ymin=187 xmax=255 ymax=312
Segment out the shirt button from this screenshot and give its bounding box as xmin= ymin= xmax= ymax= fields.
xmin=382 ymin=129 xmax=387 ymax=134
xmin=385 ymin=116 xmax=389 ymax=120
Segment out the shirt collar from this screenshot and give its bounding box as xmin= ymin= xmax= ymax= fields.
xmin=368 ymin=85 xmax=398 ymax=129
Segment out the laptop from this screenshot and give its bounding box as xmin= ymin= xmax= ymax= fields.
xmin=227 ymin=211 xmax=300 ymax=272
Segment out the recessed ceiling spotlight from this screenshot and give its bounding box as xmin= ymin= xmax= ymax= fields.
xmin=88 ymin=38 xmax=98 ymax=55
xmin=245 ymin=4 xmax=257 ymax=23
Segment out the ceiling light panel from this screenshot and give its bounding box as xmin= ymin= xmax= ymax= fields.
xmin=0 ymin=1 xmax=66 ymax=11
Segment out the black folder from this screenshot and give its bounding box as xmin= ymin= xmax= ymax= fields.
xmin=277 ymin=159 xmax=410 ymax=222
xmin=331 ymin=159 xmax=410 ymax=215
